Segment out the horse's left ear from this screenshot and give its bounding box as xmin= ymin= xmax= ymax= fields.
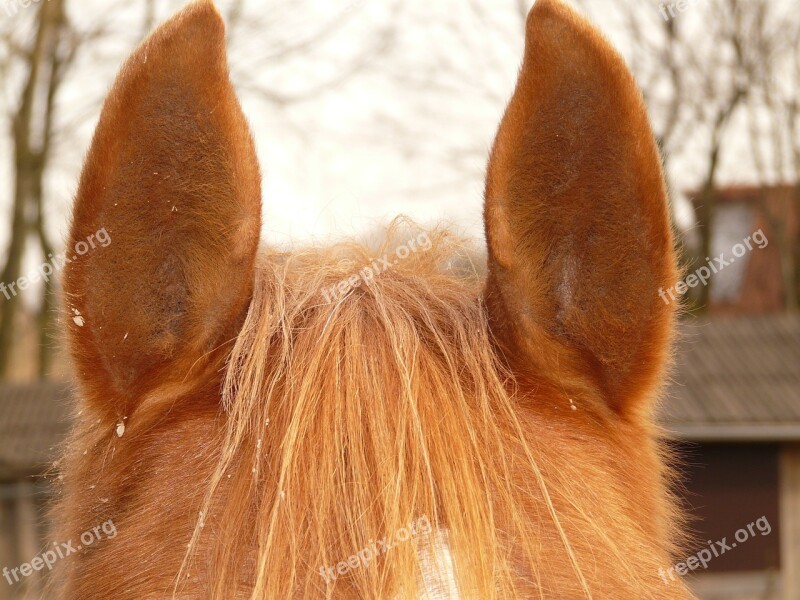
xmin=64 ymin=1 xmax=261 ymax=414
xmin=483 ymin=0 xmax=678 ymax=417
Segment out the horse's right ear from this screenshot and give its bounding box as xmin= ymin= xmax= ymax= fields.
xmin=483 ymin=0 xmax=678 ymax=418
xmin=64 ymin=0 xmax=261 ymax=416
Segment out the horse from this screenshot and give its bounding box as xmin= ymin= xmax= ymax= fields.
xmin=50 ymin=0 xmax=697 ymax=597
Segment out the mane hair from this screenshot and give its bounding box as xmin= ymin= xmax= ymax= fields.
xmin=172 ymin=220 xmax=685 ymax=599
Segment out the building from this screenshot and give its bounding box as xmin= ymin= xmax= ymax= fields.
xmin=661 ymin=315 xmax=800 ymax=600
xmin=688 ymin=184 xmax=799 ymax=314
xmin=0 ymin=382 xmax=71 ymax=600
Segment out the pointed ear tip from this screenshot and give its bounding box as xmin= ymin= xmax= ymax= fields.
xmin=527 ymin=0 xmax=577 ymax=24
xmin=185 ymin=0 xmax=225 ymax=26
xmin=141 ymin=0 xmax=226 ymax=58
xmin=526 ymin=0 xmax=602 ymax=41
xmin=524 ymin=0 xmax=642 ymax=94
xmin=173 ymin=0 xmax=226 ymax=40
xmin=532 ymin=0 xmax=631 ymax=49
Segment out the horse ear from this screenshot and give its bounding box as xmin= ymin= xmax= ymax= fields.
xmin=483 ymin=0 xmax=678 ymax=417
xmin=64 ymin=1 xmax=261 ymax=413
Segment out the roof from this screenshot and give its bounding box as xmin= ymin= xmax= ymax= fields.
xmin=662 ymin=315 xmax=800 ymax=442
xmin=685 ymin=183 xmax=797 ymax=204
xmin=0 ymin=380 xmax=73 ymax=480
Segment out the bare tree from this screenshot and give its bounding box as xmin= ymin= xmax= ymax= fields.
xmin=617 ymin=0 xmax=762 ymax=311
xmin=0 ymin=0 xmax=72 ymax=378
xmin=740 ymin=0 xmax=799 ymax=311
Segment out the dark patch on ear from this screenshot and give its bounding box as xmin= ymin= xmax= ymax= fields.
xmin=151 ymin=253 xmax=189 ymax=354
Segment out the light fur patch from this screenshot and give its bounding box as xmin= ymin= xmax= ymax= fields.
xmin=418 ymin=531 xmax=460 ymax=599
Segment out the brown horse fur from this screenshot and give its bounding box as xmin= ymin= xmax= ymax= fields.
xmin=51 ymin=0 xmax=697 ymax=598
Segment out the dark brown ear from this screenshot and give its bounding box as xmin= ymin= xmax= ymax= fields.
xmin=484 ymin=0 xmax=678 ymax=417
xmin=64 ymin=1 xmax=261 ymax=414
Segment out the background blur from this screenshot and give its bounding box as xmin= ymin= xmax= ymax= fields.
xmin=0 ymin=0 xmax=798 ymax=598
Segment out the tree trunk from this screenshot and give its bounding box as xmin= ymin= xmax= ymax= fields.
xmin=0 ymin=0 xmax=67 ymax=378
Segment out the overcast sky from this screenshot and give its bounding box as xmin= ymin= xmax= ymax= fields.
xmin=0 ymin=0 xmax=791 ymax=263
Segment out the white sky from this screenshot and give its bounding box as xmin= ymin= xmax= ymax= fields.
xmin=0 ymin=0 xmax=792 ymax=268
